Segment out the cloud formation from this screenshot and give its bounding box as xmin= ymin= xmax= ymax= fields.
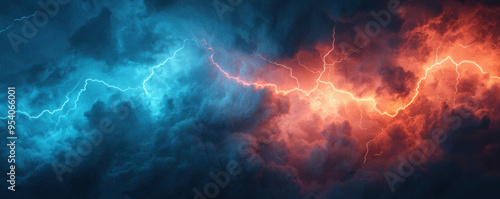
xmin=0 ymin=0 xmax=499 ymax=198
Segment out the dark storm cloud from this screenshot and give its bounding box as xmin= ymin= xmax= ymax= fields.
xmin=377 ymin=64 xmax=416 ymax=98
xmin=143 ymin=0 xmax=178 ymax=11
xmin=1 ymin=0 xmax=499 ymax=199
xmin=69 ymin=8 xmax=117 ymax=63
xmin=390 ymin=110 xmax=500 ymax=198
xmin=220 ymin=0 xmax=406 ymax=57
xmin=0 ymin=38 xmax=295 ymax=199
xmin=298 ymin=121 xmax=359 ymax=183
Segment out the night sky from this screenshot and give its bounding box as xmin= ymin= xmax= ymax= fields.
xmin=1 ymin=0 xmax=500 ymax=198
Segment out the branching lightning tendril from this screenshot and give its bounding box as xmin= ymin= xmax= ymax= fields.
xmin=0 ymin=11 xmax=38 ymax=34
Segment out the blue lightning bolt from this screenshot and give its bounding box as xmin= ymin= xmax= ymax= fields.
xmin=142 ymin=39 xmax=188 ymax=96
xmin=0 ymin=11 xmax=38 ymax=34
xmin=0 ymin=40 xmax=190 ymax=125
xmin=0 ymin=74 xmax=81 ymax=121
xmin=52 ymin=78 xmax=137 ymax=129
xmin=16 ymin=76 xmax=85 ymax=119
xmin=2 ymin=78 xmax=135 ymax=121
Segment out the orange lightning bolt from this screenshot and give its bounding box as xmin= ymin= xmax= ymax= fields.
xmin=207 ymin=29 xmax=499 ymax=118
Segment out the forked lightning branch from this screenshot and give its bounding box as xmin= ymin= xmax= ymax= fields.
xmin=7 ymin=87 xmax=16 ymax=192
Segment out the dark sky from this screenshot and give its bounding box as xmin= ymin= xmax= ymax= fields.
xmin=1 ymin=0 xmax=499 ymax=198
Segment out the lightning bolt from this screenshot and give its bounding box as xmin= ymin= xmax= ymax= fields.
xmin=142 ymin=40 xmax=188 ymax=96
xmin=52 ymin=78 xmax=136 ymax=128
xmin=0 ymin=11 xmax=38 ymax=34
xmin=453 ymin=62 xmax=460 ymax=107
xmin=5 ymin=78 xmax=135 ymax=123
xmin=1 ymin=41 xmax=189 ymax=123
xmin=297 ymin=55 xmax=321 ymax=74
xmin=256 ymin=53 xmax=302 ymax=90
xmin=357 ymin=103 xmax=367 ymax=130
xmin=208 ymin=28 xmax=500 ymax=118
xmin=363 ymin=129 xmax=385 ymax=165
xmin=208 ymin=29 xmax=500 ymax=166
xmin=16 ymin=76 xmax=85 ymax=119
xmin=490 ymin=43 xmax=500 ymax=50
xmin=457 ymin=42 xmax=477 ymax=48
